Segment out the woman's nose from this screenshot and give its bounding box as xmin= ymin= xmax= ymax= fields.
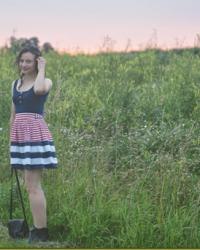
xmin=21 ymin=62 xmax=27 ymax=67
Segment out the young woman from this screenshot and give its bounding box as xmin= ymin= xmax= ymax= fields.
xmin=9 ymin=46 xmax=58 ymax=243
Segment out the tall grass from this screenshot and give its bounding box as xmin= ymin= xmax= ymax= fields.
xmin=1 ymin=48 xmax=200 ymax=247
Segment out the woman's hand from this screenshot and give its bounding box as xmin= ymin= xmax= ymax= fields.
xmin=36 ymin=57 xmax=46 ymax=72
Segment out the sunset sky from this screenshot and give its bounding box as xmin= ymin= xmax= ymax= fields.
xmin=0 ymin=0 xmax=200 ymax=53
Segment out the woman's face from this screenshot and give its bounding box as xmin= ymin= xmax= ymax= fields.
xmin=19 ymin=52 xmax=37 ymax=75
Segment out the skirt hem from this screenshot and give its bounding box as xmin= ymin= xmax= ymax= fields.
xmin=11 ymin=165 xmax=57 ymax=170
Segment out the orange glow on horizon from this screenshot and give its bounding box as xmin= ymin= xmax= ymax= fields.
xmin=0 ymin=34 xmax=199 ymax=56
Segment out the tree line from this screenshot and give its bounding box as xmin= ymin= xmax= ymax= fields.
xmin=5 ymin=36 xmax=55 ymax=54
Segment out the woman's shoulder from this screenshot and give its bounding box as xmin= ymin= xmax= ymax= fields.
xmin=11 ymin=79 xmax=18 ymax=93
xmin=11 ymin=79 xmax=18 ymax=87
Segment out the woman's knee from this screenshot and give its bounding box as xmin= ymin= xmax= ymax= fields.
xmin=24 ymin=170 xmax=42 ymax=194
xmin=25 ymin=181 xmax=42 ymax=194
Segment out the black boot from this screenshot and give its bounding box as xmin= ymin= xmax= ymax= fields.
xmin=28 ymin=226 xmax=49 ymax=243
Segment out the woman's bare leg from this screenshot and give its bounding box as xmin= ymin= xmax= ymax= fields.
xmin=24 ymin=169 xmax=47 ymax=228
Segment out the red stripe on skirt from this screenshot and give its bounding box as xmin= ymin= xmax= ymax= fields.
xmin=11 ymin=113 xmax=53 ymax=143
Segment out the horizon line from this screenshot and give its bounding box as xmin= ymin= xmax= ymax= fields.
xmin=1 ymin=44 xmax=199 ymax=56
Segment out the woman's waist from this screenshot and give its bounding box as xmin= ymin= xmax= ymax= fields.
xmin=15 ymin=112 xmax=44 ymax=120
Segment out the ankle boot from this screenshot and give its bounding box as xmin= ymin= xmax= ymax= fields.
xmin=28 ymin=226 xmax=49 ymax=243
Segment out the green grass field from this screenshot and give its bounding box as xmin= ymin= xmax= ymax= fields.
xmin=1 ymin=48 xmax=200 ymax=248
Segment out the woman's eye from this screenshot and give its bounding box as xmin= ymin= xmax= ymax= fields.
xmin=20 ymin=60 xmax=32 ymax=63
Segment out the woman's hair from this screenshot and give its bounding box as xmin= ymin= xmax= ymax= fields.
xmin=16 ymin=46 xmax=42 ymax=89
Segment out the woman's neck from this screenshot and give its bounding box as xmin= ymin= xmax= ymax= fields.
xmin=21 ymin=73 xmax=37 ymax=84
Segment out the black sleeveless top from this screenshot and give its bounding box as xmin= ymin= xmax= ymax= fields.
xmin=12 ymin=80 xmax=49 ymax=115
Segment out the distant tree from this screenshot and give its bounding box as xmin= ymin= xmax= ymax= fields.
xmin=42 ymin=42 xmax=54 ymax=53
xmin=29 ymin=37 xmax=40 ymax=47
xmin=9 ymin=36 xmax=55 ymax=54
xmin=9 ymin=36 xmax=40 ymax=54
xmin=9 ymin=36 xmax=29 ymax=53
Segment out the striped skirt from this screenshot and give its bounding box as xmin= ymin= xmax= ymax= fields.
xmin=10 ymin=113 xmax=58 ymax=170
